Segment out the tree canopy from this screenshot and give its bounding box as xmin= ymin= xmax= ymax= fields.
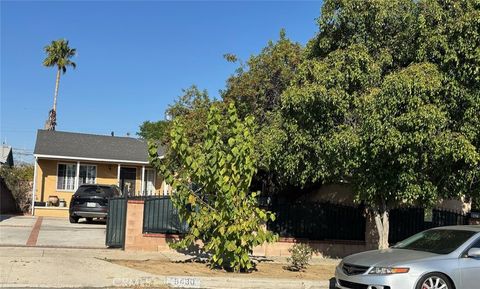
xmin=144 ymin=0 xmax=480 ymax=249
xmin=279 ymin=0 xmax=480 ymax=247
xmin=43 ymin=39 xmax=77 ymax=73
xmin=137 ymin=120 xmax=169 ymax=142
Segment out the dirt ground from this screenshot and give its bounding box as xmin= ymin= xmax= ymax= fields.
xmin=110 ymin=259 xmax=337 ymax=280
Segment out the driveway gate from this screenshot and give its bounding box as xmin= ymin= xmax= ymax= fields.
xmin=105 ymin=196 xmax=127 ymax=248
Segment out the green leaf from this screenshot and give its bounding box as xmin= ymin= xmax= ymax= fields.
xmin=226 ymin=242 xmax=237 ymax=252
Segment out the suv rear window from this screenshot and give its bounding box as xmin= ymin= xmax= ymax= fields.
xmin=76 ymin=186 xmax=122 ymax=197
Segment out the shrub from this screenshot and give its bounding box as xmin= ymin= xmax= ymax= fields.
xmin=286 ymin=243 xmax=314 ymax=271
xmin=0 ymin=165 xmax=33 ymax=213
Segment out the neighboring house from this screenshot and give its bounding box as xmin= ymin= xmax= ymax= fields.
xmin=32 ymin=130 xmax=167 ymax=217
xmin=0 ymin=145 xmax=14 ymax=167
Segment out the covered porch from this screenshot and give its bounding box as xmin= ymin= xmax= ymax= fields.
xmin=31 ymin=157 xmax=169 ymax=217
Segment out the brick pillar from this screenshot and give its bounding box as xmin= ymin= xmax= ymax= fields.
xmin=124 ymin=200 xmax=145 ymax=250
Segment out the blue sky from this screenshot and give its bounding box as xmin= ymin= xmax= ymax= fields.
xmin=1 ymin=1 xmax=322 ymax=162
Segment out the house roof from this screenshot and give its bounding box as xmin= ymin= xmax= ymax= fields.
xmin=33 ymin=130 xmax=164 ymax=164
xmin=0 ymin=145 xmax=13 ymax=165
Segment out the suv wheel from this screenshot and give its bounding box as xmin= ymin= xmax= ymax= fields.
xmin=69 ymin=215 xmax=79 ymax=223
xmin=86 ymin=217 xmax=93 ymax=223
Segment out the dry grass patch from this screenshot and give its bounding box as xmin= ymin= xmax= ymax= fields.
xmin=110 ymin=259 xmax=336 ymax=280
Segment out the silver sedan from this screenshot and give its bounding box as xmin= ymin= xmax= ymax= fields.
xmin=335 ymin=225 xmax=480 ymax=289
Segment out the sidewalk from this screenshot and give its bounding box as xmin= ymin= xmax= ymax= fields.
xmin=0 ymin=247 xmax=335 ymax=289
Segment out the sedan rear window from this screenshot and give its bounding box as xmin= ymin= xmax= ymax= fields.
xmin=393 ymin=229 xmax=476 ymax=254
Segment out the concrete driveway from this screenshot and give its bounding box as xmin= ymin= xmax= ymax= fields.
xmin=0 ymin=246 xmax=166 ymax=288
xmin=0 ymin=215 xmax=106 ymax=248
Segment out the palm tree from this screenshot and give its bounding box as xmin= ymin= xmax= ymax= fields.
xmin=43 ymin=39 xmax=76 ymax=131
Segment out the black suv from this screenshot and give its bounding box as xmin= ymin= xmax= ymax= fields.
xmin=69 ymin=184 xmax=122 ymax=223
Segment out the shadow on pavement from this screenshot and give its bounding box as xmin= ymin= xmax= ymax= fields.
xmin=172 ymin=243 xmax=209 ymax=262
xmin=0 ymin=214 xmax=15 ymax=222
xmin=170 ymin=243 xmax=275 ymax=265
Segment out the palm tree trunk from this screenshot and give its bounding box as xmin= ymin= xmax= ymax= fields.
xmin=44 ymin=68 xmax=61 ymax=130
xmin=53 ymin=68 xmax=61 ymax=112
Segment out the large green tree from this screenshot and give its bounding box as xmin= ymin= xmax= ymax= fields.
xmin=166 ymin=85 xmax=214 ymax=145
xmin=281 ymin=44 xmax=380 ymax=186
xmin=137 ymin=120 xmax=170 ymax=142
xmin=43 ymin=39 xmax=77 ymax=131
xmin=140 ymin=0 xmax=480 ymax=249
xmin=223 ymin=29 xmax=303 ymax=122
xmin=138 ymin=85 xmax=217 ymax=174
xmin=222 ymin=30 xmax=303 ymax=191
xmin=149 ymin=103 xmax=276 ymax=272
xmin=354 ymin=63 xmax=478 ymax=248
xmin=281 ymin=0 xmax=480 ymax=248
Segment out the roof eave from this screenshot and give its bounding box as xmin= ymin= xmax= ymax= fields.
xmin=33 ymin=153 xmax=163 ymax=165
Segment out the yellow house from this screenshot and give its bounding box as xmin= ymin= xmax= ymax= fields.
xmin=32 ymin=130 xmax=167 ymax=218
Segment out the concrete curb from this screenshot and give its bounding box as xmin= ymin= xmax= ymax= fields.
xmin=1 ymin=276 xmax=332 ymax=289
xmin=162 ymin=275 xmax=331 ymax=289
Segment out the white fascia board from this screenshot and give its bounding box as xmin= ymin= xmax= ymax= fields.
xmin=33 ymin=154 xmax=162 ymax=165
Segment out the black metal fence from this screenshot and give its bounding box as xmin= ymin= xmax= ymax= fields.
xmin=389 ymin=207 xmax=468 ymax=244
xmin=143 ymin=196 xmax=188 ymax=234
xmin=389 ymin=208 xmax=425 ymax=244
xmin=267 ymin=201 xmax=366 ymax=241
xmin=105 ymin=193 xmax=471 ymax=247
xmin=267 ymin=201 xmax=470 ymax=243
xmin=105 ymin=196 xmax=127 ymax=248
xmin=432 ymin=208 xmax=468 ymax=227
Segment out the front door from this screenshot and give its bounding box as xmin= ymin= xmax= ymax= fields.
xmin=120 ymin=167 xmax=136 ymax=196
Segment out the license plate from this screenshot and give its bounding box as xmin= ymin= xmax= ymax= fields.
xmin=86 ymin=202 xmax=96 ymax=208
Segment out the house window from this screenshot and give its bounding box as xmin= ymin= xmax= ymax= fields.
xmin=57 ymin=163 xmax=76 ymax=191
xmin=144 ymin=169 xmax=155 ymax=195
xmin=79 ymin=165 xmax=96 ymax=185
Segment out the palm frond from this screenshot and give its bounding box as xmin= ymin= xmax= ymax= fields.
xmin=42 ymin=39 xmax=77 ymax=73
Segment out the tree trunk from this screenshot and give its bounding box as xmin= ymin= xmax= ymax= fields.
xmin=373 ymin=201 xmax=390 ymax=249
xmin=45 ymin=69 xmax=61 ymax=131
xmin=44 ymin=109 xmax=56 ymax=131
xmin=53 ymin=68 xmax=61 ymax=112
xmin=373 ymin=200 xmax=390 ymax=249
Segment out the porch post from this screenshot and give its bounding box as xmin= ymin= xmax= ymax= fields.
xmin=75 ymin=161 xmax=80 ymax=189
xmin=141 ymin=165 xmax=145 ymax=196
xmin=162 ymin=181 xmax=168 ymax=196
xmin=31 ymin=157 xmax=38 ymax=216
xmin=117 ymin=164 xmax=121 ymax=186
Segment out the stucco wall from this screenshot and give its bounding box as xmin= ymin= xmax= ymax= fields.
xmin=35 ymin=159 xmax=73 ymax=204
xmin=436 ymin=198 xmax=472 ymax=214
xmin=302 ymin=183 xmax=355 ymax=205
xmin=96 ymin=163 xmax=118 ymax=185
xmin=34 ymin=207 xmax=69 ymax=217
xmin=304 ymin=183 xmax=470 ymax=213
